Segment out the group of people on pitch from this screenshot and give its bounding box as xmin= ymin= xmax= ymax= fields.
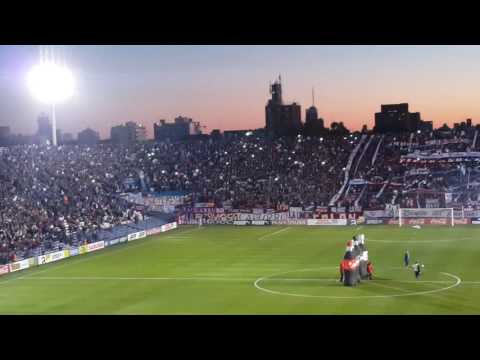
xmin=339 ymin=237 xmax=425 ymax=287
xmin=339 ymin=234 xmax=373 ymax=286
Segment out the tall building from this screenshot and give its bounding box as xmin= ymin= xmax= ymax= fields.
xmin=0 ymin=126 xmax=10 ymax=139
xmin=37 ymin=113 xmax=52 ymax=143
xmin=265 ymin=76 xmax=302 ymax=138
xmin=78 ymin=128 xmax=100 ymax=144
xmin=154 ymin=116 xmax=202 ymax=141
xmin=374 ymin=103 xmax=432 ymax=133
xmin=111 ymin=121 xmax=146 ymax=144
xmin=125 ymin=121 xmax=147 ymax=142
xmin=303 ymin=88 xmax=324 ymax=136
xmin=0 ymin=126 xmax=10 ymax=146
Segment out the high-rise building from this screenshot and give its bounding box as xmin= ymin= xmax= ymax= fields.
xmin=0 ymin=126 xmax=10 ymax=139
xmin=0 ymin=126 xmax=10 ymax=146
xmin=303 ymin=88 xmax=324 ymax=136
xmin=126 ymin=121 xmax=147 ymax=142
xmin=374 ymin=103 xmax=432 ymax=133
xmin=78 ymin=128 xmax=100 ymax=144
xmin=265 ymin=76 xmax=302 ymax=138
xmin=154 ymin=116 xmax=202 ymax=141
xmin=111 ymin=121 xmax=147 ymax=144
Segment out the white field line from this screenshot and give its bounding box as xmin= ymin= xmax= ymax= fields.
xmin=258 ymin=227 xmax=290 ymax=240
xmin=18 ymin=275 xmax=475 ymax=286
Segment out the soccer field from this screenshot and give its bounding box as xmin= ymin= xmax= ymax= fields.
xmin=2 ymin=224 xmax=480 ymax=314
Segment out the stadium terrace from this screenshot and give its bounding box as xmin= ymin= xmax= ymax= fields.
xmin=2 ymin=124 xmax=480 ymax=265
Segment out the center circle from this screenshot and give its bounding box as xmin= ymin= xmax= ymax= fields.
xmin=254 ymin=268 xmax=461 ymax=299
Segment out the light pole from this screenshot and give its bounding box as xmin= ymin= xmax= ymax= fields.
xmin=27 ymin=60 xmax=74 ymax=146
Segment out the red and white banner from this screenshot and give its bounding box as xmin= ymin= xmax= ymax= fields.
xmin=161 ymin=222 xmax=177 ymax=232
xmin=395 ymin=218 xmax=469 ymax=225
xmin=0 ymin=265 xmax=9 ymax=275
xmin=9 ymin=259 xmax=30 ymax=273
xmin=146 ymin=227 xmax=163 ymax=236
xmin=87 ymin=241 xmax=105 ymax=252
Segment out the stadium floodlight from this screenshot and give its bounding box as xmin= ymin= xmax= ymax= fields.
xmin=27 ymin=61 xmax=75 ymax=146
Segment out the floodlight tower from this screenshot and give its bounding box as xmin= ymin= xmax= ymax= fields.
xmin=27 ymin=46 xmax=74 ymax=146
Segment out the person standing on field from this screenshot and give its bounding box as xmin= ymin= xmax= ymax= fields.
xmin=404 ymin=250 xmax=410 ymax=267
xmin=339 ymin=261 xmax=344 ymax=282
xmin=367 ymin=261 xmax=374 ymax=280
xmin=412 ymin=261 xmax=424 ymax=279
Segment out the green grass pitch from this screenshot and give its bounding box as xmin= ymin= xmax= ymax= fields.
xmin=1 ymin=224 xmax=480 ymax=314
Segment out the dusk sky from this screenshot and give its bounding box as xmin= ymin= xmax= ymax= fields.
xmin=1 ymin=45 xmax=480 ymax=139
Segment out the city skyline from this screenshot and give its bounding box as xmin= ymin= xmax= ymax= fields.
xmin=2 ymin=45 xmax=480 ymax=139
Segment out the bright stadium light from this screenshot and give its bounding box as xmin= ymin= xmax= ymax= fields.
xmin=27 ymin=60 xmax=75 ymax=146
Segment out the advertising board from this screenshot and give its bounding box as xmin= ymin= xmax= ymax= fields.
xmin=366 ymin=219 xmax=385 ymax=225
xmin=271 ymin=219 xmax=307 ymax=225
xmin=79 ymin=245 xmax=88 ymax=254
xmin=307 ymin=219 xmax=347 ymax=226
xmin=70 ymin=247 xmax=80 ymax=256
xmin=87 ymin=241 xmax=105 ymax=252
xmin=146 ymin=227 xmax=162 ymax=236
xmin=234 ymin=221 xmax=249 ymax=226
xmin=9 ymin=259 xmax=30 ymax=272
xmin=0 ymin=265 xmax=9 ymax=275
xmin=251 ymin=220 xmax=271 ymax=226
xmin=128 ymin=231 xmax=146 ymax=242
xmin=161 ymin=222 xmax=177 ymax=232
xmin=37 ymin=250 xmax=67 ymax=265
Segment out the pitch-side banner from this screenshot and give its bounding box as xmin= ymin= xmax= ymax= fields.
xmin=0 ymin=264 xmax=9 ymax=275
xmin=234 ymin=221 xmax=249 ymax=226
xmin=251 ymin=220 xmax=270 ymax=226
xmin=161 ymin=222 xmax=177 ymax=232
xmin=87 ymin=241 xmax=105 ymax=252
xmin=307 ymin=219 xmax=348 ymax=226
xmin=271 ymin=219 xmax=308 ymax=225
xmin=79 ymin=245 xmax=88 ymax=255
xmin=146 ymin=227 xmax=163 ymax=236
xmin=37 ymin=250 xmax=69 ymax=265
xmin=128 ymin=231 xmax=147 ymax=242
xmin=9 ymin=259 xmax=30 ymax=273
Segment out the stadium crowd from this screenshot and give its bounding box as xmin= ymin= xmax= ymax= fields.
xmin=2 ymin=125 xmax=480 ymax=263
